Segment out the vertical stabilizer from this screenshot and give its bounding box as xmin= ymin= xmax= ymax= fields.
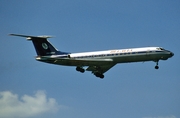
xmin=10 ymin=34 xmax=62 ymax=56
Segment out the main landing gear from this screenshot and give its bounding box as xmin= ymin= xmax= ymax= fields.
xmin=76 ymin=66 xmax=104 ymax=79
xmin=76 ymin=67 xmax=85 ymax=73
xmin=94 ymin=72 xmax=104 ymax=79
xmin=155 ymin=61 xmax=159 ymax=69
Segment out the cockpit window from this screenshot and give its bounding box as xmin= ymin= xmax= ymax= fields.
xmin=156 ymin=47 xmax=165 ymax=50
xmin=159 ymin=48 xmax=164 ymax=50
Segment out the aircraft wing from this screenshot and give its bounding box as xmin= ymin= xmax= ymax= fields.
xmin=41 ymin=56 xmax=114 ymax=66
xmin=86 ymin=64 xmax=116 ymax=74
xmin=37 ymin=56 xmax=116 ymax=74
xmin=68 ymin=58 xmax=116 ymax=74
xmin=68 ymin=58 xmax=114 ymax=66
xmin=70 ymin=58 xmax=116 ymax=74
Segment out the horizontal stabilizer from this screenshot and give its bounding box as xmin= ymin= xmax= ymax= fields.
xmin=9 ymin=34 xmax=53 ymax=40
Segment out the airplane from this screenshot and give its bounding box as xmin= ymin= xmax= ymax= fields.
xmin=10 ymin=34 xmax=174 ymax=79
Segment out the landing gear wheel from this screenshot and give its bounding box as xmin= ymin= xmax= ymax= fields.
xmin=76 ymin=67 xmax=80 ymax=71
xmin=154 ymin=61 xmax=159 ymax=69
xmin=155 ymin=65 xmax=159 ymax=69
xmin=99 ymin=74 xmax=104 ymax=79
xmin=94 ymin=72 xmax=104 ymax=79
xmin=76 ymin=67 xmax=85 ymax=73
xmin=80 ymin=69 xmax=85 ymax=73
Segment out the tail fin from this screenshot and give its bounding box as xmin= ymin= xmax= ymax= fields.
xmin=10 ymin=34 xmax=62 ymax=56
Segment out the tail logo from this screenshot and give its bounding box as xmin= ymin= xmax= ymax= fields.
xmin=42 ymin=43 xmax=48 ymax=49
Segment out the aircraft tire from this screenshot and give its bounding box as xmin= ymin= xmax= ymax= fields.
xmin=76 ymin=67 xmax=85 ymax=73
xmin=76 ymin=67 xmax=80 ymax=71
xmin=99 ymin=74 xmax=104 ymax=79
xmin=80 ymin=69 xmax=85 ymax=73
xmin=94 ymin=73 xmax=104 ymax=79
xmin=155 ymin=65 xmax=159 ymax=69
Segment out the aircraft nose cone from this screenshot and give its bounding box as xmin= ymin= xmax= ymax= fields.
xmin=170 ymin=52 xmax=174 ymax=57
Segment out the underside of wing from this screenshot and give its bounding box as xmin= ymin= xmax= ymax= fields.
xmin=36 ymin=56 xmax=114 ymax=66
xmin=36 ymin=56 xmax=116 ymax=78
xmin=86 ymin=64 xmax=116 ymax=74
xmin=67 ymin=58 xmax=114 ymax=66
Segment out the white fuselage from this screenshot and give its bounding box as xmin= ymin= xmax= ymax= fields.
xmin=36 ymin=47 xmax=173 ymax=66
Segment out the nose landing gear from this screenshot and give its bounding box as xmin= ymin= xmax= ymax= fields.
xmin=155 ymin=65 xmax=159 ymax=69
xmin=155 ymin=61 xmax=159 ymax=69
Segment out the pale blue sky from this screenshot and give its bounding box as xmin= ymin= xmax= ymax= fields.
xmin=0 ymin=0 xmax=179 ymax=118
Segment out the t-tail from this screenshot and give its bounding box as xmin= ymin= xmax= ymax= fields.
xmin=10 ymin=34 xmax=69 ymax=56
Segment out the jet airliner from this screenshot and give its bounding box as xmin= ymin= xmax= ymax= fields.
xmin=10 ymin=34 xmax=174 ymax=79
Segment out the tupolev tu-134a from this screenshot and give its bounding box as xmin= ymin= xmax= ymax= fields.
xmin=10 ymin=34 xmax=174 ymax=79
